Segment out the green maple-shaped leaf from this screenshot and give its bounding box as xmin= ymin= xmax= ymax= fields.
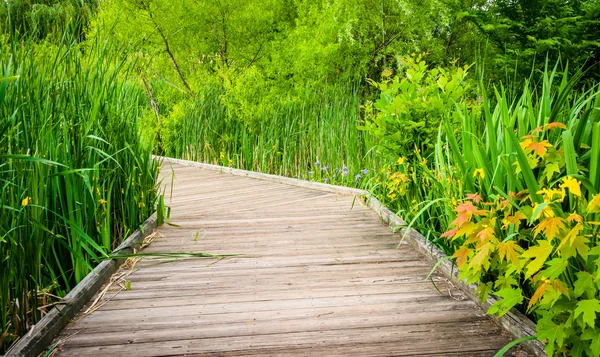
xmin=591 ymin=336 xmax=600 ymax=357
xmin=582 ymin=328 xmax=600 ymax=357
xmin=537 ymin=316 xmax=567 ymax=356
xmin=488 ymin=287 xmax=524 ymax=317
xmin=573 ymin=272 xmax=595 ymax=298
xmin=574 ymin=299 xmax=600 ymax=328
xmin=523 ymin=240 xmax=554 ymax=278
xmin=541 ymin=258 xmax=568 ymax=280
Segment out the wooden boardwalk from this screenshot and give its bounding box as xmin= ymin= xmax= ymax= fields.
xmin=54 ymin=162 xmax=519 ymax=356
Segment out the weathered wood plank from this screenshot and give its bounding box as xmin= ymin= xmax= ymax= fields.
xmin=52 ymin=162 xmax=526 ymax=357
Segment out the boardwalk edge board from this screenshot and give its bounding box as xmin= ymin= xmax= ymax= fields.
xmin=5 ymin=214 xmax=158 ymax=357
xmin=157 ymin=156 xmax=365 ymax=197
xmin=363 ymin=195 xmax=546 ymax=357
xmin=158 ymin=156 xmax=545 ymax=356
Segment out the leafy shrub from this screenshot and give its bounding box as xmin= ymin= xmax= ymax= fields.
xmin=361 ymin=54 xmax=474 ymax=160
xmin=368 ymin=65 xmax=600 ymax=356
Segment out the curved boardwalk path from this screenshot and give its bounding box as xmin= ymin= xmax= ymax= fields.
xmin=54 ymin=161 xmax=518 ymax=356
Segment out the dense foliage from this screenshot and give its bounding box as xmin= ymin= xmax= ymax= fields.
xmin=0 ymin=6 xmax=158 ymax=352
xmin=370 ymin=63 xmax=600 ymax=355
xmin=1 ymin=0 xmax=599 ymax=354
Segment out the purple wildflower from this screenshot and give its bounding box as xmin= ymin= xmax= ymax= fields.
xmin=314 ymin=160 xmax=321 ymax=167
xmin=324 ymin=178 xmax=330 ymax=184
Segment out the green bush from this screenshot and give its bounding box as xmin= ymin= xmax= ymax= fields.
xmin=368 ymin=65 xmax=600 ymax=356
xmin=361 ymin=54 xmax=475 ymax=160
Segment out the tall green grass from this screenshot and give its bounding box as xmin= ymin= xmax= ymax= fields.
xmin=0 ymin=35 xmax=159 ymax=351
xmin=156 ymin=85 xmax=381 ymax=184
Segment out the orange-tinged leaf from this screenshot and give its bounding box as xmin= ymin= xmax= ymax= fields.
xmin=452 ymin=201 xmax=487 ymax=227
xmin=587 ymin=194 xmax=600 ymax=214
xmin=552 ymin=279 xmax=569 ymax=296
xmin=546 ymin=122 xmax=567 ymax=130
xmin=515 ymin=190 xmax=529 ymax=201
xmin=441 ymin=227 xmax=458 ymax=239
xmin=533 ymin=217 xmax=566 ymax=241
xmin=476 ymin=226 xmax=495 ymax=242
xmin=566 ymin=213 xmax=583 ymax=223
xmin=522 ymin=240 xmax=554 ymax=278
xmin=466 ymin=193 xmax=483 ymax=203
xmin=528 ymin=281 xmax=549 ymax=309
xmin=560 ymin=177 xmax=582 ymax=197
xmin=532 ymin=126 xmax=544 ymax=133
xmin=527 ymin=140 xmax=552 ymax=157
xmin=452 ymin=247 xmax=470 ymax=267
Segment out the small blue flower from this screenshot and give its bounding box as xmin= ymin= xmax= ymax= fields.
xmin=324 ymin=178 xmax=330 ymax=184
xmin=309 ymin=171 xmax=314 ymax=176
xmin=314 ymin=160 xmax=321 ymax=167
xmin=360 ymin=169 xmax=369 ymax=175
xmin=321 ymin=166 xmax=328 ymax=172
xmin=354 ymin=174 xmax=363 ymax=183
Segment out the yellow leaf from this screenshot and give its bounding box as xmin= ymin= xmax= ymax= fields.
xmin=528 ymin=281 xmax=549 ymax=309
xmin=558 ymin=223 xmax=584 ymax=250
xmin=532 ymin=203 xmax=555 ymax=220
xmin=533 ymin=217 xmax=566 ymax=241
xmin=502 ymin=212 xmax=527 ymax=229
xmin=588 ymin=194 xmax=600 ymax=214
xmin=497 ymin=241 xmax=523 ymax=266
xmin=522 ymin=241 xmax=554 ymax=278
xmin=560 ymin=177 xmax=582 ymax=197
xmin=536 ymin=188 xmax=565 ymax=202
xmin=455 ymin=221 xmax=476 ymax=239
xmin=469 ymin=242 xmax=493 ymax=270
xmin=473 ymin=168 xmax=485 ymax=179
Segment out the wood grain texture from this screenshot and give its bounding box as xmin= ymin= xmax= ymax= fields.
xmin=53 ymin=162 xmax=526 ymax=357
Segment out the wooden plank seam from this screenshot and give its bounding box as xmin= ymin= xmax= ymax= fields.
xmin=157 ymin=156 xmax=546 ymax=357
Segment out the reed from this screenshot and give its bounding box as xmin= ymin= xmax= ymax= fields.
xmin=158 ymin=84 xmax=381 ymax=186
xmin=0 ymin=34 xmax=159 ymax=351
